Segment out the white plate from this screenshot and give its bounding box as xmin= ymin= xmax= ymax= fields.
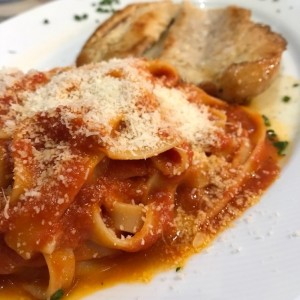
xmin=0 ymin=1 xmax=300 ymax=299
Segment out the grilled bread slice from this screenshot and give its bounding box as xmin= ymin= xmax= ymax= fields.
xmin=159 ymin=3 xmax=286 ymax=103
xmin=76 ymin=2 xmax=180 ymax=66
xmin=76 ymin=2 xmax=286 ymax=103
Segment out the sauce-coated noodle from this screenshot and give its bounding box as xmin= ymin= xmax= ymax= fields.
xmin=0 ymin=58 xmax=279 ymax=299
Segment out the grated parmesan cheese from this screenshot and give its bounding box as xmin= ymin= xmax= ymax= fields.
xmin=2 ymin=58 xmax=219 ymax=158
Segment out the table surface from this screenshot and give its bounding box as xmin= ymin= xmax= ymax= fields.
xmin=0 ymin=0 xmax=52 ymax=22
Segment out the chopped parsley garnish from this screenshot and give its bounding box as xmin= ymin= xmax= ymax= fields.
xmin=95 ymin=0 xmax=119 ymax=13
xmin=293 ymin=83 xmax=299 ymax=87
xmin=99 ymin=0 xmax=119 ymax=5
xmin=96 ymin=7 xmax=111 ymax=13
xmin=175 ymin=267 xmax=182 ymax=272
xmin=262 ymin=115 xmax=271 ymax=127
xmin=266 ymin=129 xmax=289 ymax=156
xmin=50 ymin=289 xmax=64 ymax=300
xmin=266 ymin=129 xmax=277 ymax=141
xmin=282 ymin=95 xmax=291 ymax=103
xmin=43 ymin=19 xmax=49 ymax=24
xmin=74 ymin=14 xmax=88 ymax=21
xmin=273 ymin=141 xmax=289 ymax=156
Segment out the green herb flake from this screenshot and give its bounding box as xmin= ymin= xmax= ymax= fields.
xmin=100 ymin=0 xmax=111 ymax=4
xmin=293 ymin=83 xmax=299 ymax=87
xmin=273 ymin=141 xmax=289 ymax=156
xmin=50 ymin=289 xmax=64 ymax=300
xmin=266 ymin=129 xmax=277 ymax=141
xmin=282 ymin=95 xmax=291 ymax=103
xmin=43 ymin=19 xmax=49 ymax=24
xmin=99 ymin=0 xmax=119 ymax=5
xmin=262 ymin=115 xmax=271 ymax=127
xmin=175 ymin=267 xmax=181 ymax=272
xmin=96 ymin=0 xmax=119 ymax=13
xmin=96 ymin=7 xmax=110 ymax=13
xmin=74 ymin=14 xmax=89 ymax=21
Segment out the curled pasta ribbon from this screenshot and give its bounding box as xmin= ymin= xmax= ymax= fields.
xmin=105 ymin=140 xmax=178 ymax=161
xmin=9 ymin=138 xmax=36 ymax=204
xmin=74 ymin=241 xmax=121 ymax=261
xmin=0 ymin=140 xmax=12 ymax=189
xmin=90 ymin=192 xmax=175 ymax=252
xmin=44 ymin=248 xmax=75 ymax=298
xmin=91 ymin=203 xmax=159 ymax=252
xmin=204 ymin=107 xmax=271 ymax=220
xmin=146 ymin=60 xmax=180 ymax=87
xmin=3 ymin=112 xmax=105 ymax=258
xmin=151 ymin=144 xmax=192 ymax=177
xmin=110 ymin=202 xmax=144 ymax=234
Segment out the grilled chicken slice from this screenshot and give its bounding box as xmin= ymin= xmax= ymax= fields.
xmin=76 ymin=2 xmax=286 ymax=104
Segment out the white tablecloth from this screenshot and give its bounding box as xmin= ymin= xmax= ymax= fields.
xmin=0 ymin=0 xmax=52 ymax=22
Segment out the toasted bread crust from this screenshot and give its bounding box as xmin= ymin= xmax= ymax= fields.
xmin=159 ymin=4 xmax=286 ymax=103
xmin=217 ymin=22 xmax=286 ymax=102
xmin=76 ymin=2 xmax=180 ymax=66
xmin=76 ymin=2 xmax=287 ymax=103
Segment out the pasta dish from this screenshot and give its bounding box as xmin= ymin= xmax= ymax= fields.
xmin=0 ymin=58 xmax=279 ymax=299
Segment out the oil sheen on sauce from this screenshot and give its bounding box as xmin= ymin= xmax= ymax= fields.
xmin=250 ymin=75 xmax=300 ymax=148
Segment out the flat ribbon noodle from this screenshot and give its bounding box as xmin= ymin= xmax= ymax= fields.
xmin=44 ymin=248 xmax=75 ymax=298
xmin=91 ymin=186 xmax=174 ymax=252
xmin=1 ymin=110 xmax=104 ymax=295
xmin=0 ymin=58 xmax=280 ymax=299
